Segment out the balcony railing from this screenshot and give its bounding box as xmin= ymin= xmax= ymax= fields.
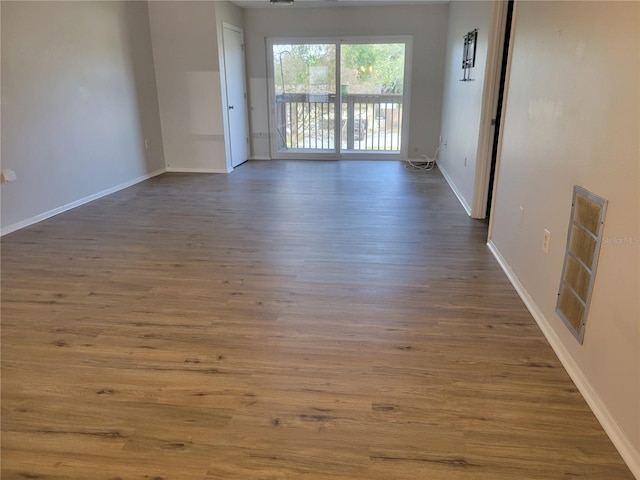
xmin=275 ymin=93 xmax=403 ymax=152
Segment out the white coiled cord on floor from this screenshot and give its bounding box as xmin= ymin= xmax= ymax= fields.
xmin=404 ymin=145 xmax=440 ymax=171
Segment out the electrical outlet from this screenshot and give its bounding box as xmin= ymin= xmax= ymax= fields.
xmin=258 ymin=131 xmax=263 ymax=138
xmin=144 ymin=139 xmax=150 ymax=150
xmin=543 ymin=229 xmax=551 ymax=254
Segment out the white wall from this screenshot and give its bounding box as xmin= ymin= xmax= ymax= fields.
xmin=215 ymin=0 xmax=244 ymax=32
xmin=148 ymin=1 xmax=230 ymax=173
xmin=1 ymin=1 xmax=165 ymax=234
xmin=438 ymin=0 xmax=495 ymax=215
xmin=490 ymin=1 xmax=639 ymax=475
xmin=243 ymin=4 xmax=448 ymax=160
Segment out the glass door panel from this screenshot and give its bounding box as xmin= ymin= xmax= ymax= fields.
xmin=340 ymin=43 xmax=405 ymax=153
xmin=273 ymin=43 xmax=337 ymax=153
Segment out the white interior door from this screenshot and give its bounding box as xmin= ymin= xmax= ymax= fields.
xmin=222 ymin=25 xmax=249 ymax=168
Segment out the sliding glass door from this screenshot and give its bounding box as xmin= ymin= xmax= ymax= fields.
xmin=273 ymin=43 xmax=338 ymax=153
xmin=340 ymin=43 xmax=405 ymax=153
xmin=269 ymin=38 xmax=409 ymax=159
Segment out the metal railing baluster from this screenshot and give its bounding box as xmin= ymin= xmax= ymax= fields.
xmin=275 ymin=93 xmax=402 ymax=152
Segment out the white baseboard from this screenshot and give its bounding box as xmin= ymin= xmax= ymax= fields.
xmin=438 ymin=163 xmax=472 ymax=216
xmin=487 ymin=240 xmax=640 ymax=480
xmin=250 ymin=156 xmax=272 ymax=161
xmin=165 ymin=167 xmax=230 ymax=174
xmin=1 ymin=169 xmax=166 ymax=236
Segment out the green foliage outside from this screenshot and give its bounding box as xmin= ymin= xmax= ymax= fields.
xmin=274 ymin=43 xmax=405 ymax=95
xmin=274 ymin=44 xmax=335 ymax=94
xmin=342 ymin=43 xmax=405 ymax=94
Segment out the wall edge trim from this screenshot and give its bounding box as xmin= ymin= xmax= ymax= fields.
xmin=1 ymin=169 xmax=166 ymax=237
xmin=438 ymin=163 xmax=472 ymax=216
xmin=165 ymin=167 xmax=231 ymax=174
xmin=487 ymin=239 xmax=640 ymax=480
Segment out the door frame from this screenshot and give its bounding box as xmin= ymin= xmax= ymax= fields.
xmin=487 ymin=0 xmax=517 ymax=239
xmin=485 ymin=0 xmax=515 ymax=219
xmin=470 ymin=0 xmax=513 ymax=218
xmin=220 ymin=22 xmax=250 ymax=171
xmin=266 ymin=36 xmax=412 ymax=161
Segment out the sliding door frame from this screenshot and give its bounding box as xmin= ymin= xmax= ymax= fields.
xmin=266 ymin=36 xmax=412 ymax=161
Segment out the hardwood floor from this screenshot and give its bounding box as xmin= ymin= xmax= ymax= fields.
xmin=1 ymin=160 xmax=633 ymax=479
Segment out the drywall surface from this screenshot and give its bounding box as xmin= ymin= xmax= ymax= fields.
xmin=1 ymin=1 xmax=165 ymax=233
xmin=490 ymin=1 xmax=639 ymax=473
xmin=438 ymin=0 xmax=494 ymax=214
xmin=148 ymin=1 xmax=228 ymax=172
xmin=215 ymin=0 xmax=244 ymax=30
xmin=243 ymin=4 xmax=447 ymax=160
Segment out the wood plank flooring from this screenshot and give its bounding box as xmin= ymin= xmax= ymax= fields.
xmin=1 ymin=160 xmax=633 ymax=479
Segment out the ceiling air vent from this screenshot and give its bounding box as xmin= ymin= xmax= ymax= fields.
xmin=556 ymin=186 xmax=607 ymax=343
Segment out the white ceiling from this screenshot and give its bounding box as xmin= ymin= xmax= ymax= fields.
xmin=231 ymin=0 xmax=446 ymax=9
